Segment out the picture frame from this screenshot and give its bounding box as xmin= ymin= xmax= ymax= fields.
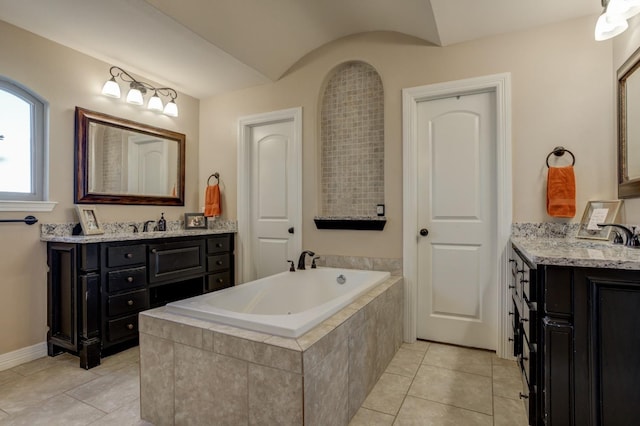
xmin=184 ymin=213 xmax=207 ymax=229
xmin=576 ymin=200 xmax=623 ymax=240
xmin=75 ymin=205 xmax=104 ymax=235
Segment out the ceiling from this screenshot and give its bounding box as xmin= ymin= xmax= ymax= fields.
xmin=0 ymin=0 xmax=602 ymax=99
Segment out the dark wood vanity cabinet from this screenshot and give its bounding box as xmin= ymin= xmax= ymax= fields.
xmin=47 ymin=233 xmax=234 ymax=369
xmin=511 ymin=243 xmax=640 ymax=426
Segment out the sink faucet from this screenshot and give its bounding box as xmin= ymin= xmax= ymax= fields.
xmin=297 ymin=250 xmax=316 ymax=270
xmin=143 ymin=220 xmax=156 ymax=232
xmin=597 ymin=223 xmax=640 ymax=247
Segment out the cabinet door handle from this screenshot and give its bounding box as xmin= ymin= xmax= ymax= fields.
xmin=216 ymin=243 xmax=223 ymax=248
xmin=217 ymin=278 xmax=224 ymax=284
xmin=127 ymin=300 xmax=134 ymax=306
xmin=508 ymin=337 xmax=514 ymax=342
xmin=520 ymin=318 xmax=529 ymax=323
xmin=519 ymin=392 xmax=529 ymax=400
xmin=508 ymin=311 xmax=514 ymax=316
xmin=216 ymin=260 xmax=223 ymax=265
xmin=151 ymin=249 xmax=157 ymax=254
xmin=508 ymin=285 xmax=515 ymax=289
xmin=520 ymin=279 xmax=529 ymax=284
xmin=127 ymin=323 xmax=134 ymax=330
xmin=125 ymin=253 xmax=133 ymax=259
xmin=127 ymin=276 xmax=134 ymax=283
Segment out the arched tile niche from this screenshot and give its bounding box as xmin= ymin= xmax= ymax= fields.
xmin=315 ymin=61 xmax=386 ymax=230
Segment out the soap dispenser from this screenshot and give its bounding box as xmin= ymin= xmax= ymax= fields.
xmin=157 ymin=212 xmax=166 ymax=231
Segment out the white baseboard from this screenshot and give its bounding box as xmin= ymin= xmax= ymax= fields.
xmin=0 ymin=342 xmax=48 ymax=371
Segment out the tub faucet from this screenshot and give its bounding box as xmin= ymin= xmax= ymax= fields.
xmin=297 ymin=250 xmax=316 ymax=270
xmin=597 ymin=223 xmax=640 ymax=247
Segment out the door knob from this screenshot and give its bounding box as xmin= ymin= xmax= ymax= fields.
xmin=288 ymin=227 xmax=294 ymax=234
xmin=419 ymin=228 xmax=429 ymax=237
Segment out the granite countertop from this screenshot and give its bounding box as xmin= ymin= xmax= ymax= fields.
xmin=511 ymin=237 xmax=640 ymax=270
xmin=40 ymin=228 xmax=234 ymax=243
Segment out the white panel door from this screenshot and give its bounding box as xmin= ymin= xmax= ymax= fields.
xmin=250 ymin=121 xmax=297 ymax=279
xmin=128 ymin=138 xmax=168 ymax=195
xmin=416 ymin=91 xmax=497 ymax=350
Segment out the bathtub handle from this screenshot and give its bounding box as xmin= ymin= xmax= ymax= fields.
xmin=286 ymin=260 xmax=296 ymax=272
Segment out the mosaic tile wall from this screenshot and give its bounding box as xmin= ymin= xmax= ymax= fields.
xmin=320 ymin=62 xmax=384 ymax=217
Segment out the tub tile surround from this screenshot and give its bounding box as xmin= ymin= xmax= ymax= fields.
xmin=139 ymin=276 xmax=403 ymax=425
xmin=317 ymin=255 xmax=402 ymax=276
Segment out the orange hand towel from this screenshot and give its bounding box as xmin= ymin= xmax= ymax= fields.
xmin=546 ymin=166 xmax=576 ymax=218
xmin=204 ymin=184 xmax=221 ymax=217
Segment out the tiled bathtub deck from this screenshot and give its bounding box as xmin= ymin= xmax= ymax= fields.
xmin=0 ymin=341 xmax=526 ymax=425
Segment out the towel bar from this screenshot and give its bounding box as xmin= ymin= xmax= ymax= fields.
xmin=546 ymin=146 xmax=575 ymax=167
xmin=0 ymin=215 xmax=38 ymax=225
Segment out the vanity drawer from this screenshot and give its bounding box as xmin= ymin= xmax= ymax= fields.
xmin=207 ymin=235 xmax=231 ymax=254
xmin=107 ymin=267 xmax=146 ymax=293
xmin=207 ymin=271 xmax=232 ymax=292
xmin=544 ymin=266 xmax=573 ymax=316
xmin=208 ymin=254 xmax=230 ymax=272
xmin=107 ymin=314 xmax=139 ymax=342
xmin=106 ymin=244 xmax=146 ymax=268
xmin=521 ymin=334 xmax=535 ymax=384
xmin=107 ymin=289 xmax=148 ymax=317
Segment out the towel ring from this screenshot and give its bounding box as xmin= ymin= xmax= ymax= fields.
xmin=546 ymin=146 xmax=575 ymax=167
xmin=207 ymin=172 xmax=219 ymax=185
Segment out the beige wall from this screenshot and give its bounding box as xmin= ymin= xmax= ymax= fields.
xmin=200 ymin=16 xmax=616 ymax=261
xmin=0 ymin=20 xmax=200 ymax=355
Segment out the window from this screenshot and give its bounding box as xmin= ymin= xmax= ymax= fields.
xmin=0 ymin=76 xmax=51 ymax=209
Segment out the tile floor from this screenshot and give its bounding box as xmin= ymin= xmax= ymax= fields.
xmin=0 ymin=341 xmax=527 ymax=425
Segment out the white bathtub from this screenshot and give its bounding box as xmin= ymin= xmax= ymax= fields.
xmin=165 ymin=267 xmax=390 ymax=338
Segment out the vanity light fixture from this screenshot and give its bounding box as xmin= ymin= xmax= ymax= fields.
xmin=595 ymin=0 xmax=640 ymax=41
xmin=101 ymin=66 xmax=179 ymax=117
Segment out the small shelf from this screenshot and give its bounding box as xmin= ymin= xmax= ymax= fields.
xmin=313 ymin=216 xmax=386 ymax=231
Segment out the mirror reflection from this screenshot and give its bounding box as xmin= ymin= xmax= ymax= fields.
xmin=75 ymin=107 xmax=185 ymax=206
xmin=87 ymin=122 xmax=179 ymax=197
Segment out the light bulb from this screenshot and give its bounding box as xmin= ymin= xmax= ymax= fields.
xmin=163 ymin=100 xmax=178 ymax=117
xmin=608 ymin=0 xmax=640 ymax=20
xmin=101 ymin=77 xmax=121 ymax=98
xmin=126 ymin=88 xmax=144 ymax=105
xmin=595 ymin=10 xmax=628 ymax=41
xmin=148 ymin=93 xmax=164 ymax=111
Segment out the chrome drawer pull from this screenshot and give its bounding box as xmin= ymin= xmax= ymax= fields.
xmin=217 ymin=260 xmax=223 ymax=265
xmin=127 ymin=276 xmax=134 ymax=283
xmin=151 ymin=249 xmax=157 ymax=254
xmin=217 ymin=278 xmax=224 ymax=284
xmin=127 ymin=323 xmax=134 ymax=330
xmin=216 ymin=243 xmax=223 ymax=248
xmin=125 ymin=253 xmax=133 ymax=259
xmin=127 ymin=300 xmax=134 ymax=306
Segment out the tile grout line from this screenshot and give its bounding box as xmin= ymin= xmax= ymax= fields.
xmin=389 ymin=343 xmax=430 ymax=423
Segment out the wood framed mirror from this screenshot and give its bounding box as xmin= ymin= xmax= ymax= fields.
xmin=618 ymin=46 xmax=640 ymax=198
xmin=75 ymin=107 xmax=185 ymax=205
